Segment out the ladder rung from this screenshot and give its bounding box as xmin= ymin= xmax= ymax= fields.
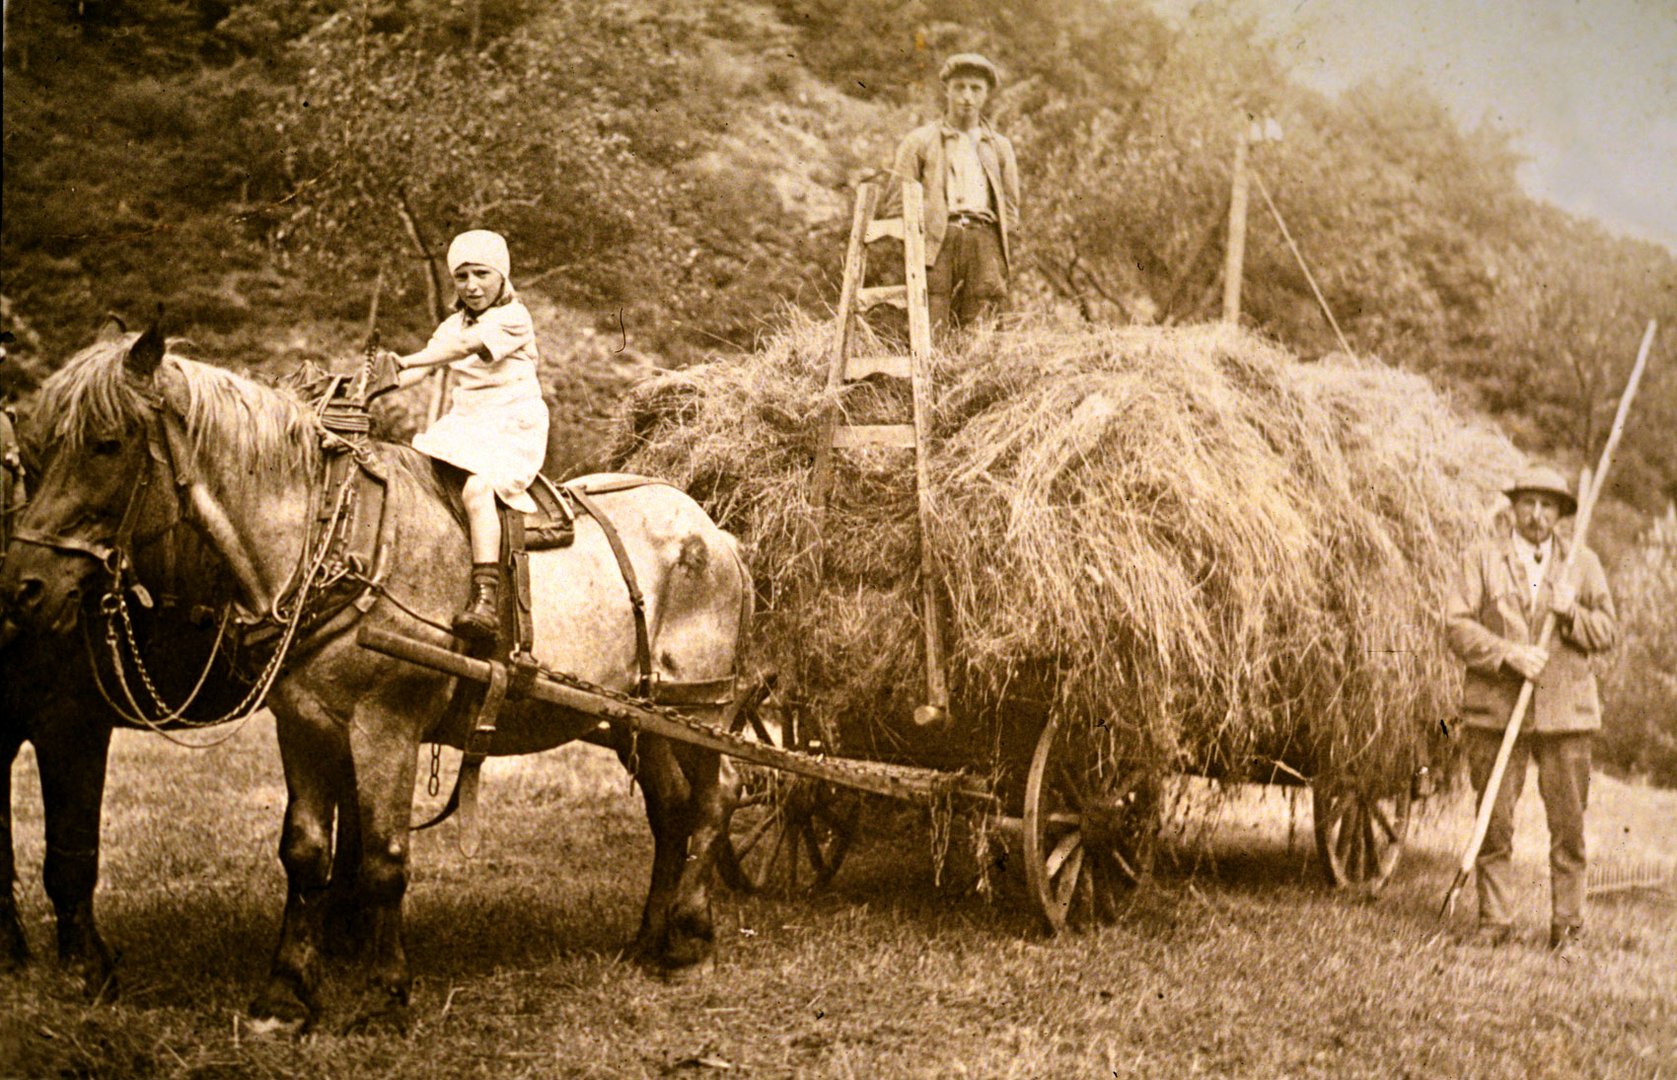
xmin=832 ymin=424 xmax=916 ymax=449
xmin=844 ymin=354 xmax=911 ymax=381
xmin=859 ymin=285 xmax=907 ymax=311
xmin=865 ymin=218 xmax=905 ymax=244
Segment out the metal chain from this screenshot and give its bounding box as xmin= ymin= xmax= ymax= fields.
xmin=89 ymin=463 xmax=357 ymax=743
xmin=428 ymin=741 xmax=442 ymax=797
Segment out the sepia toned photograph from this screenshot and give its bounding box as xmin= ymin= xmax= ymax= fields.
xmin=2 ymin=1 xmax=1673 ymax=1075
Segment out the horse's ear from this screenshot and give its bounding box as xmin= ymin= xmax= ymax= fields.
xmin=95 ymin=313 xmax=128 ymax=342
xmin=126 ymin=318 xmax=166 ymax=377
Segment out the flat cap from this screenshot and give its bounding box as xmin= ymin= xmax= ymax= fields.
xmin=939 ymin=52 xmax=1000 ymax=88
xmin=1504 ymin=465 xmax=1578 ymax=517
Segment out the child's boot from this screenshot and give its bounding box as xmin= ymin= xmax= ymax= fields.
xmin=453 ymin=562 xmax=500 ymax=642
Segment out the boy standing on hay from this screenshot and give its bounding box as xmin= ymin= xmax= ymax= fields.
xmin=1446 ymin=465 xmax=1617 ymax=956
xmin=888 ymin=52 xmax=1020 ymax=333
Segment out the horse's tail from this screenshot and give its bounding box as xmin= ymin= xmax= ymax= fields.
xmin=719 ymin=530 xmax=755 ymax=679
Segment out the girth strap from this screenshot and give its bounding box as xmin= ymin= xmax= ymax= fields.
xmin=566 ymin=485 xmax=654 ymax=699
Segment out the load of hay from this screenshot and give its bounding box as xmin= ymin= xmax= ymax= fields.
xmin=610 ymin=315 xmax=1520 ymax=795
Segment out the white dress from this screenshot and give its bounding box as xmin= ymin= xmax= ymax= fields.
xmin=411 ymin=298 xmax=549 ymax=513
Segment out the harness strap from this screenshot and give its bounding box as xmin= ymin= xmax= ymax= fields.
xmin=566 ymin=485 xmax=654 ymax=699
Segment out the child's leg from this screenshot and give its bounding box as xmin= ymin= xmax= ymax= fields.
xmin=461 ymin=475 xmax=502 ymax=563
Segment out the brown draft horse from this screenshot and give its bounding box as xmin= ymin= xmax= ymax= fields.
xmin=0 ymin=323 xmax=751 ymax=1031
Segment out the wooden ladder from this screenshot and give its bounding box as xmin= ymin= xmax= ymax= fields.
xmin=809 ymin=179 xmax=949 ymax=727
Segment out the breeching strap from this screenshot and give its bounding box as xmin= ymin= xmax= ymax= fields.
xmin=566 ymin=485 xmax=654 ymax=698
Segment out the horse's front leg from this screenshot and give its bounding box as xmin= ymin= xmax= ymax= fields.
xmin=249 ymin=702 xmax=343 ymax=1032
xmin=321 ymin=751 xmax=366 ymax=959
xmin=32 ymin=714 xmax=118 ymax=1000
xmin=1 ymin=725 xmax=28 ymax=972
xmin=341 ymin=697 xmax=419 ymax=1032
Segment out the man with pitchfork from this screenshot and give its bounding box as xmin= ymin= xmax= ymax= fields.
xmin=1445 ymin=465 xmax=1617 ymax=956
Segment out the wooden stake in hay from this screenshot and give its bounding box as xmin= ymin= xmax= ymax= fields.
xmin=611 ymin=314 xmax=1519 ymax=796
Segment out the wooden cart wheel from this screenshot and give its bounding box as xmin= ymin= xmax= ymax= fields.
xmin=718 ymin=772 xmax=861 ymax=895
xmin=1023 ymin=714 xmax=1157 ymax=935
xmin=1312 ymin=781 xmax=1412 ymax=894
xmin=716 ymin=693 xmax=860 ymax=896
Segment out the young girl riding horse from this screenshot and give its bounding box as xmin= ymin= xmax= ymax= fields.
xmin=385 ymin=229 xmax=548 ymax=641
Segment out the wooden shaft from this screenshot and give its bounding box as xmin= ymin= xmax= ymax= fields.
xmin=1447 ymin=320 xmax=1658 ymax=900
xmin=902 ymin=180 xmax=950 ymax=711
xmin=357 ymin=625 xmax=992 ymax=805
xmin=1221 ymin=126 xmax=1250 ymax=325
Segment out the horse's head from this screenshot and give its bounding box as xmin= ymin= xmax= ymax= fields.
xmin=1 ymin=318 xmax=182 ymax=640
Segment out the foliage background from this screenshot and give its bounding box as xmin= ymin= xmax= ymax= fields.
xmin=4 ymin=0 xmax=1675 ymax=779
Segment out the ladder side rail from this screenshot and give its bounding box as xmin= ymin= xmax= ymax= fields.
xmin=901 ymin=181 xmax=950 ymax=719
xmin=811 ymin=182 xmax=882 ymax=515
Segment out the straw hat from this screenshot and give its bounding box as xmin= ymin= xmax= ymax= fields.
xmin=1503 ymin=465 xmax=1577 ymax=517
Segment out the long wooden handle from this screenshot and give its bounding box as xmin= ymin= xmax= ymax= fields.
xmin=1443 ymin=319 xmax=1657 ymax=916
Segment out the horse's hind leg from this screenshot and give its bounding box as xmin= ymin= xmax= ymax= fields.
xmin=250 ymin=702 xmax=343 ymax=1031
xmin=624 ymin=733 xmax=719 ymax=974
xmin=664 ymin=740 xmax=725 ymax=973
xmin=621 ymin=732 xmax=687 ymax=966
xmin=1 ymin=726 xmax=28 ymax=972
xmin=32 ymin=713 xmax=118 ymax=1000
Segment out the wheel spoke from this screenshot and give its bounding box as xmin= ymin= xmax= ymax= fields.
xmin=1333 ymin=807 xmax=1357 ymax=869
xmin=1367 ymin=796 xmax=1399 ymax=843
xmin=734 ymin=806 xmax=781 ymax=860
xmin=1044 ymin=830 xmax=1081 ymax=880
xmin=1052 ymin=845 xmax=1086 ymax=912
xmin=800 ymin=820 xmax=828 ymax=878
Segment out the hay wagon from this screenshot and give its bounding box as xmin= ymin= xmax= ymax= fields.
xmin=367 ymin=181 xmax=1431 ymax=933
xmin=360 ymin=622 xmax=1418 ymax=935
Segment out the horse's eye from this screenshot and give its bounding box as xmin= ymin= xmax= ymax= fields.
xmin=93 ymin=439 xmax=122 ymax=456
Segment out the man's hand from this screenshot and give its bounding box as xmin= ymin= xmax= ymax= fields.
xmin=1548 ymin=580 xmax=1577 ymax=618
xmin=1505 ymin=644 xmax=1550 ymax=681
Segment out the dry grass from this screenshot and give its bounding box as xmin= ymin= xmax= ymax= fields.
xmin=3 ymin=717 xmax=1673 ymax=1078
xmin=611 ymin=316 xmax=1522 ymax=795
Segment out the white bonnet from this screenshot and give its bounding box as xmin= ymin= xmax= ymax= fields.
xmin=446 ymin=229 xmax=511 ymax=281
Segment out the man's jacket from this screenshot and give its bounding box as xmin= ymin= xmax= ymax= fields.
xmin=889 ymin=119 xmax=1020 ymax=272
xmin=1445 ymin=532 xmax=1617 ymax=732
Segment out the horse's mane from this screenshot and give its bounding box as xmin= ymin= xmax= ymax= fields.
xmin=34 ymin=333 xmax=457 ymax=515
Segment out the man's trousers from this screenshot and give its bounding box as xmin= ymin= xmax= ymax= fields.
xmin=1465 ymin=727 xmax=1591 ymax=933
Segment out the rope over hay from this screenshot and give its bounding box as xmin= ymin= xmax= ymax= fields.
xmin=610 ymin=315 xmax=1521 ymax=796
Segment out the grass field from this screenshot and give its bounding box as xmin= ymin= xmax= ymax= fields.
xmin=3 ymin=715 xmax=1673 ymax=1078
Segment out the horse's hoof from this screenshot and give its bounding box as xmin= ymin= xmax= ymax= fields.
xmin=656 ymin=955 xmax=716 ymax=985
xmin=78 ymin=964 xmax=120 ymax=1004
xmin=340 ymin=994 xmax=412 ymax=1037
xmin=65 ymin=947 xmax=119 ymax=1003
xmin=249 ymin=984 xmax=314 ymax=1036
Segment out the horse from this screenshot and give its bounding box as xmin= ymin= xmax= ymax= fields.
xmin=1 ymin=324 xmax=365 ymax=998
xmin=0 ymin=322 xmax=752 ymax=1031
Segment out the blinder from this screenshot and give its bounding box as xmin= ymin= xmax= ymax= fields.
xmin=9 ymin=411 xmax=188 ymax=579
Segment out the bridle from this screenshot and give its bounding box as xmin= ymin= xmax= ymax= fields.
xmin=10 ymin=410 xmax=186 ymax=578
